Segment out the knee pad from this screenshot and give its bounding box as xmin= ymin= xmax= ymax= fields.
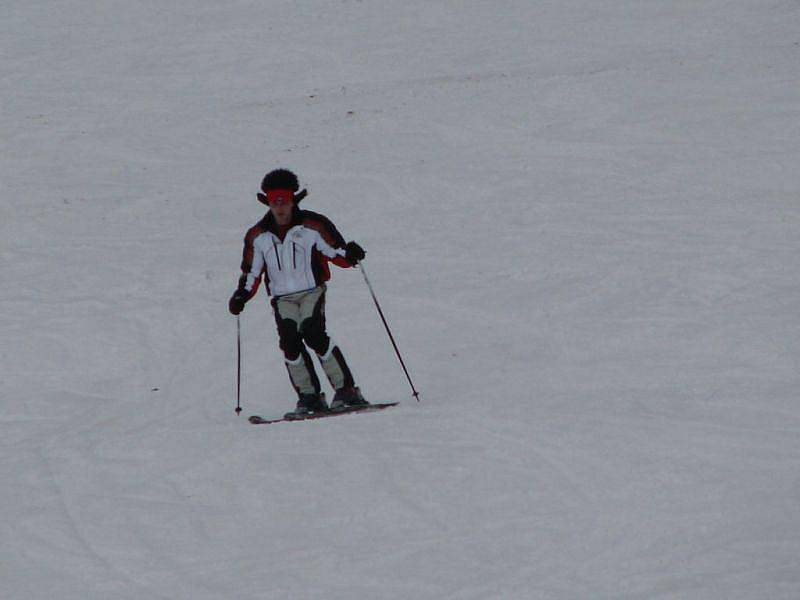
xmin=276 ymin=318 xmax=303 ymax=360
xmin=300 ymin=317 xmax=330 ymax=356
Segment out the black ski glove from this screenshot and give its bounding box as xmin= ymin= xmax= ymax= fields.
xmin=344 ymin=241 xmax=366 ymax=265
xmin=228 ymin=290 xmax=247 ymax=315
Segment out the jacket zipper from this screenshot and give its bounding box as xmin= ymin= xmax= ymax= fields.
xmin=273 ymin=241 xmax=282 ymax=270
xmin=292 ymin=242 xmax=297 ymax=269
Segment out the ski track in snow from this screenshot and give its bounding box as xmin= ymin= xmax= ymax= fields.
xmin=3 ymin=1 xmax=800 ymax=598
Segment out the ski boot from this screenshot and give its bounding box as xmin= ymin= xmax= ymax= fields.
xmin=329 ymin=386 xmax=369 ymax=411
xmin=285 ymin=392 xmax=328 ymax=419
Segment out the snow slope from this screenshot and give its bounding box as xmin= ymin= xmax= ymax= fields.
xmin=2 ymin=1 xmax=800 ymax=598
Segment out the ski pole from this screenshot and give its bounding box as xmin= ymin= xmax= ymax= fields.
xmin=235 ymin=315 xmax=242 ymax=415
xmin=358 ymin=263 xmax=420 ymax=401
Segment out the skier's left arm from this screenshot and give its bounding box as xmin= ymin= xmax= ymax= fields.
xmin=313 ymin=231 xmax=366 ymax=266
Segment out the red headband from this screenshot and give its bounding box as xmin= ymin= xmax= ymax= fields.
xmin=264 ymin=189 xmax=294 ymax=205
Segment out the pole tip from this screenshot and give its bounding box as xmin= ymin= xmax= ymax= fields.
xmin=235 ymin=407 xmax=242 ymax=415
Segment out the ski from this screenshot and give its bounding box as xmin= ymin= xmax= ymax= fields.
xmin=248 ymin=402 xmax=398 ymax=425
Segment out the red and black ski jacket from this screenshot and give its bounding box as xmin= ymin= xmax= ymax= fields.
xmin=236 ymin=208 xmax=352 ymax=300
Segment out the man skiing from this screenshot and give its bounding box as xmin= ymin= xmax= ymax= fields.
xmin=228 ymin=168 xmax=368 ymax=417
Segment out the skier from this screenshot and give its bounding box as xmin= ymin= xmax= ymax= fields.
xmin=228 ymin=168 xmax=368 ymax=417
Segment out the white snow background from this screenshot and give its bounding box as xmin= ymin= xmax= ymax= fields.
xmin=2 ymin=1 xmax=800 ymax=598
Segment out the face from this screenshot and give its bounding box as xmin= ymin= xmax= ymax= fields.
xmin=268 ymin=196 xmax=293 ymax=224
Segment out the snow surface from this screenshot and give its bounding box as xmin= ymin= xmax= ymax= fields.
xmin=2 ymin=1 xmax=800 ymax=598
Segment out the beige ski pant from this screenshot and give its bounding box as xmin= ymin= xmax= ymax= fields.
xmin=271 ymin=285 xmax=355 ymax=396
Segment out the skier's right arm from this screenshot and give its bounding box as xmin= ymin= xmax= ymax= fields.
xmin=229 ymin=231 xmax=264 ymax=315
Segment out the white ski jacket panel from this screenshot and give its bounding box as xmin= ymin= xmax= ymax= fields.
xmin=245 ymin=225 xmax=346 ymax=297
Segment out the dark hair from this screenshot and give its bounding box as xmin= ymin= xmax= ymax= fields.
xmin=261 ymin=169 xmax=299 ymax=193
